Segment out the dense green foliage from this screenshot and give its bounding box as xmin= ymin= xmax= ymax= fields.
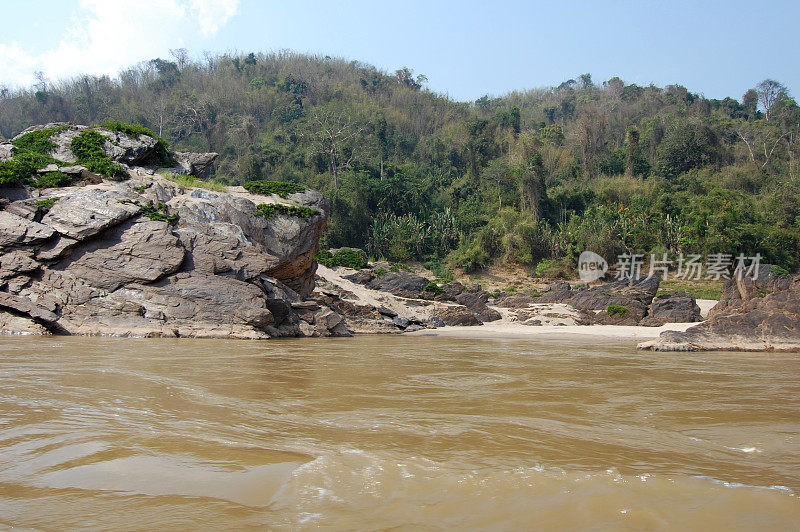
xmin=315 ymin=248 xmax=368 ymax=269
xmin=11 ymin=126 xmax=66 ymax=155
xmin=253 ymin=203 xmax=320 ymax=220
xmin=70 ymin=129 xmax=127 ymax=178
xmin=607 ymin=305 xmax=629 ymax=317
xmin=243 ymin=179 xmax=306 ymax=197
xmin=1 ymin=52 xmax=798 ymax=271
xmin=1 ymin=127 xmax=68 ymax=187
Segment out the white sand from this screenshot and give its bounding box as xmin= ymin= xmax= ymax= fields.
xmin=404 ymin=321 xmax=698 ymax=340
xmin=696 ymin=299 xmax=718 ymax=318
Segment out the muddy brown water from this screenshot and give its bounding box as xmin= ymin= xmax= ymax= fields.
xmin=1 ymin=335 xmax=799 ymax=530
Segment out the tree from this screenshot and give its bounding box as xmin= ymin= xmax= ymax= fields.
xmin=574 ymin=105 xmax=607 ymax=179
xmin=756 ymin=79 xmax=788 ymax=120
xmin=624 ymin=126 xmax=640 ymax=177
xmin=742 ymin=88 xmax=758 ymax=117
xmin=305 ymin=108 xmax=365 ymax=189
xmin=395 ymin=67 xmax=427 ymax=90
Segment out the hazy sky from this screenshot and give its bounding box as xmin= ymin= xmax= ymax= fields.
xmin=1 ymin=0 xmax=797 ymax=102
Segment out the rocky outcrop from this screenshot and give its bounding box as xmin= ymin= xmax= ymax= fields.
xmin=639 ymin=266 xmax=800 ymax=351
xmin=639 ymin=292 xmax=702 ymax=327
xmin=9 ymin=123 xmax=217 ymax=179
xmin=1 ymin=171 xmax=330 ymax=339
xmin=174 ymin=152 xmax=219 ymax=176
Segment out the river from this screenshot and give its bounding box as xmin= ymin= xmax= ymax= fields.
xmin=1 ymin=335 xmax=799 ymax=530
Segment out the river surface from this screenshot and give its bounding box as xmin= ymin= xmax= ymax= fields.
xmin=1 ymin=335 xmax=799 ymax=530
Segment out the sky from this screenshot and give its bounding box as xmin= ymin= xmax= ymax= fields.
xmin=1 ymin=0 xmax=798 ymax=102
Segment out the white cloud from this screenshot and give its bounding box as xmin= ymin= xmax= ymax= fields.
xmin=0 ymin=42 xmax=39 ymax=88
xmin=0 ymin=0 xmax=241 ymax=88
xmin=190 ymin=0 xmax=240 ymax=37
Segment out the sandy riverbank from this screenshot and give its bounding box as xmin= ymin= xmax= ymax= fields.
xmin=405 ymin=320 xmax=698 ymax=340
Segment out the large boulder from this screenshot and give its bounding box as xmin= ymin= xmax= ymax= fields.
xmin=366 ymin=271 xmax=429 ymax=298
xmin=639 ymin=292 xmax=702 ymax=326
xmin=639 ymin=267 xmax=800 ymax=351
xmin=455 ymin=286 xmax=501 ymax=323
xmin=432 ymin=305 xmax=483 ymax=326
xmin=40 ymin=183 xmax=141 ymax=240
xmin=0 ymin=169 xmax=329 ymax=339
xmin=174 ymin=152 xmax=218 ymax=176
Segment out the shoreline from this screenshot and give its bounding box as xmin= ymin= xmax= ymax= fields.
xmin=405 ymin=321 xmax=698 ymax=340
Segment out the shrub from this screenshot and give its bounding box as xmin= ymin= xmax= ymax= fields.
xmin=535 ymin=258 xmax=574 ymax=279
xmin=447 ymin=236 xmax=492 ymax=273
xmin=770 ymin=265 xmax=791 ymax=278
xmin=0 ymin=152 xmax=54 ymax=186
xmin=243 ymin=180 xmax=306 ymax=198
xmin=34 ymin=197 xmax=59 ymax=213
xmin=70 ymin=129 xmax=127 ymax=178
xmin=315 ymin=248 xmax=368 ymax=269
xmin=138 ymin=202 xmax=177 ymax=223
xmin=390 ymin=262 xmax=414 ymax=273
xmin=423 ymin=282 xmax=445 ymax=294
xmin=374 ymin=266 xmax=388 ymax=277
xmin=607 ymin=305 xmax=629 ymax=317
xmin=253 ymin=203 xmax=319 ymax=220
xmin=33 ymin=171 xmax=73 ymax=189
xmin=424 ymin=258 xmax=454 ymax=282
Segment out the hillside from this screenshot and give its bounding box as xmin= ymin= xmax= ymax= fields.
xmin=1 ymin=51 xmax=798 ymax=275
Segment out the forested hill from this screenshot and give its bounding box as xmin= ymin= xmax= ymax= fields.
xmin=2 ymin=51 xmax=798 ymax=274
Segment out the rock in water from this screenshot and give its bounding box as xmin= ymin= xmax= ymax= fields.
xmin=639 ymin=266 xmax=800 ymax=351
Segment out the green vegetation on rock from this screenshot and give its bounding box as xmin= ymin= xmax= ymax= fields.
xmin=423 ymin=282 xmax=445 ymax=294
xmin=11 ymin=126 xmax=67 ymax=155
xmin=161 ymin=171 xmax=227 ymax=191
xmin=34 ymin=197 xmax=59 ymax=213
xmin=138 ymin=201 xmax=178 ymax=223
xmin=607 ymin=305 xmax=629 ymax=317
xmin=243 ymin=180 xmax=306 ymax=198
xmin=99 ymin=121 xmax=174 ymax=166
xmin=253 ymin=203 xmax=320 ymax=220
xmin=70 ymin=129 xmax=127 ymax=178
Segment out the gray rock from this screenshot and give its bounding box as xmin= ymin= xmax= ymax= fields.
xmin=343 ymin=270 xmax=375 ymax=285
xmin=0 ymin=292 xmax=59 ymax=325
xmin=393 ymin=316 xmax=410 ymax=328
xmin=432 ymin=305 xmax=482 ymax=326
xmin=174 ymin=152 xmax=218 ymax=176
xmin=0 ymin=143 xmax=13 ymax=162
xmin=54 ymin=220 xmax=185 ymax=291
xmin=640 ymin=292 xmax=702 ymax=326
xmin=366 ymin=271 xmax=428 ymax=298
xmin=640 ymin=268 xmax=800 ymax=352
xmin=537 ymin=275 xmax=660 ymax=325
xmin=41 ymin=183 xmax=141 ymax=240
xmin=0 ymin=211 xmax=55 ymax=249
xmin=0 ymin=250 xmax=40 ymax=278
